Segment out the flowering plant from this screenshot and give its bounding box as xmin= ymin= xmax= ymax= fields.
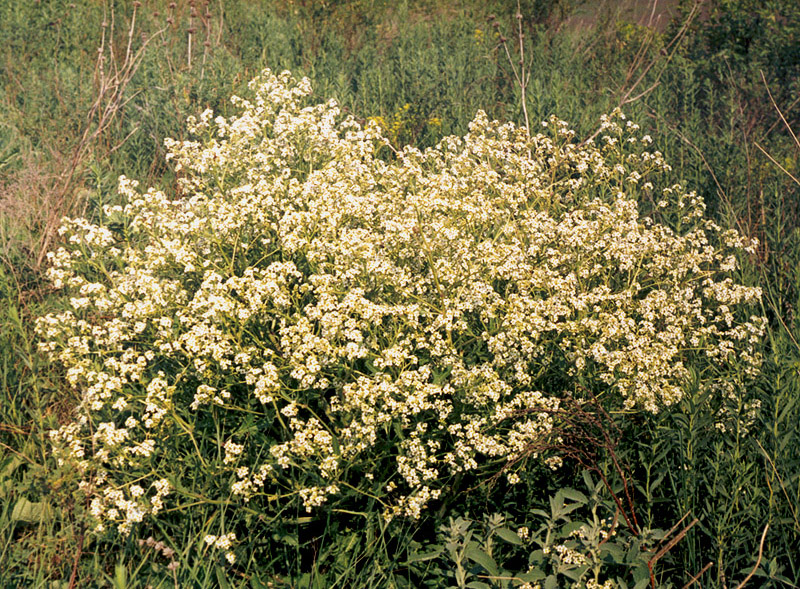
xmin=37 ymin=70 xmax=764 ymax=556
xmin=435 ymin=471 xmax=666 ymax=589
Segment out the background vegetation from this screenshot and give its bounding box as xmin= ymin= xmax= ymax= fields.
xmin=0 ymin=0 xmax=798 ymax=586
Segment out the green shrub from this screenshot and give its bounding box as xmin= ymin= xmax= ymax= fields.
xmin=36 ymin=70 xmax=764 ymax=572
xmin=432 ymin=471 xmax=667 ymax=589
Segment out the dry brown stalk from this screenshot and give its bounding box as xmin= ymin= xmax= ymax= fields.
xmin=580 ymin=0 xmax=703 ymax=147
xmin=733 ymin=524 xmax=769 ymax=589
xmin=35 ymin=2 xmax=167 ymax=269
xmin=683 ymin=561 xmax=714 ymax=589
xmin=647 ymin=516 xmax=699 ymax=587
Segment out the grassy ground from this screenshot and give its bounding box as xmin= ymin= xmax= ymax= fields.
xmin=1 ymin=0 xmax=799 ymax=586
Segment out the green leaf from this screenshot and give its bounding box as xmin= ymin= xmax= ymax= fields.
xmin=562 ymin=521 xmax=585 ymax=536
xmin=113 ymin=563 xmax=127 ymax=589
xmin=560 ymin=488 xmax=588 ymax=504
xmin=562 ymin=565 xmax=589 ymax=582
xmin=632 ymin=565 xmax=650 ymax=584
xmin=560 ymin=502 xmax=582 ymax=517
xmin=582 ymin=470 xmax=596 ymax=491
xmin=528 ymin=549 xmax=546 ymax=563
xmin=11 ymin=497 xmax=48 ymax=523
xmin=215 ymin=564 xmax=232 ymax=589
xmin=495 ymin=527 xmax=524 ymax=545
xmin=518 ymin=569 xmax=546 ymax=582
xmin=600 ymin=543 xmax=625 ymax=563
xmin=274 ymin=531 xmax=299 ymax=547
xmin=466 ymin=583 xmax=491 ymax=589
xmin=405 ymin=548 xmax=444 ymax=563
xmin=0 ymin=456 xmax=22 ymax=480
xmin=465 ymin=545 xmax=499 ymax=577
xmin=544 ymin=574 xmax=558 ymax=589
xmin=550 ymin=493 xmax=565 ymax=517
xmin=0 ymin=457 xmax=22 ymax=500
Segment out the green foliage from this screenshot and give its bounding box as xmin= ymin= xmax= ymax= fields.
xmin=33 ymin=68 xmax=763 ymax=585
xmin=432 ymin=472 xmax=669 ymax=589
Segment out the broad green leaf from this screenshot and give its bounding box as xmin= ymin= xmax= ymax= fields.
xmin=466 ymin=582 xmax=491 ymax=589
xmin=529 ymin=549 xmax=546 ymax=562
xmin=518 ymin=569 xmax=546 ymax=581
xmin=600 ymin=543 xmax=625 ymax=563
xmin=563 ymin=565 xmax=589 ymax=581
xmin=465 ymin=545 xmax=499 ymax=577
xmin=562 ymin=521 xmax=585 ymax=536
xmin=495 ymin=527 xmax=524 ymax=545
xmin=215 ymin=564 xmax=232 ymax=589
xmin=632 ymin=565 xmax=650 ymax=584
xmin=544 ymin=574 xmax=558 ymax=589
xmin=561 ymin=502 xmax=582 ymax=516
xmin=550 ymin=493 xmax=565 ymax=517
xmin=582 ymin=470 xmax=597 ymax=492
xmin=273 ymin=531 xmax=298 ymax=547
xmin=0 ymin=456 xmax=22 ymax=480
xmin=560 ymin=488 xmax=588 ymax=504
xmin=11 ymin=497 xmax=48 ymax=523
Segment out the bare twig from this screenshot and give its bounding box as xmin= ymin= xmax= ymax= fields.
xmin=764 ymin=95 xmax=800 ymax=138
xmin=494 ymin=1 xmax=531 ymax=138
xmin=498 ymin=391 xmax=642 ymax=536
xmin=660 ymin=511 xmax=692 ymax=545
xmin=733 ymin=524 xmax=769 ymax=589
xmin=581 ymin=0 xmax=702 ymax=147
xmin=515 ymin=1 xmax=529 ymax=138
xmin=755 ymin=142 xmax=800 ymax=187
xmin=647 ymin=513 xmax=699 ymax=586
xmin=187 ymin=2 xmax=194 ymax=68
xmin=67 ymin=528 xmax=84 ymax=589
xmin=35 ymin=2 xmax=167 ymax=268
xmin=67 ymin=496 xmax=90 ymax=589
xmin=683 ymin=561 xmax=714 ymax=589
xmin=761 ymin=70 xmax=800 ymax=150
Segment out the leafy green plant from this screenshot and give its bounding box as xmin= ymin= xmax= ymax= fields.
xmin=433 ymin=471 xmax=670 ymax=589
xmin=33 ymin=69 xmax=765 ymax=580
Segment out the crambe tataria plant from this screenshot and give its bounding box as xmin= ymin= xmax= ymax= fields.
xmin=37 ymin=70 xmax=764 ymax=544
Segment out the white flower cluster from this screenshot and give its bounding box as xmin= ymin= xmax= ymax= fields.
xmin=204 ymin=533 xmax=237 ymax=564
xmin=86 ymin=477 xmax=170 ymax=535
xmin=37 ymin=70 xmax=764 ymax=533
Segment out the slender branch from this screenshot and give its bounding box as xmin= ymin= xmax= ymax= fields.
xmin=516 ymin=0 xmax=530 ymax=138
xmin=761 ymin=70 xmax=800 ymax=150
xmin=581 ymin=0 xmax=702 ymax=147
xmin=755 ymin=142 xmax=800 ymax=187
xmin=683 ymin=562 xmax=714 ymax=589
xmin=733 ymin=524 xmax=769 ymax=589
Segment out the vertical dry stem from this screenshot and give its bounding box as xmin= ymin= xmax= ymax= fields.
xmin=35 ymin=2 xmax=166 ymax=268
